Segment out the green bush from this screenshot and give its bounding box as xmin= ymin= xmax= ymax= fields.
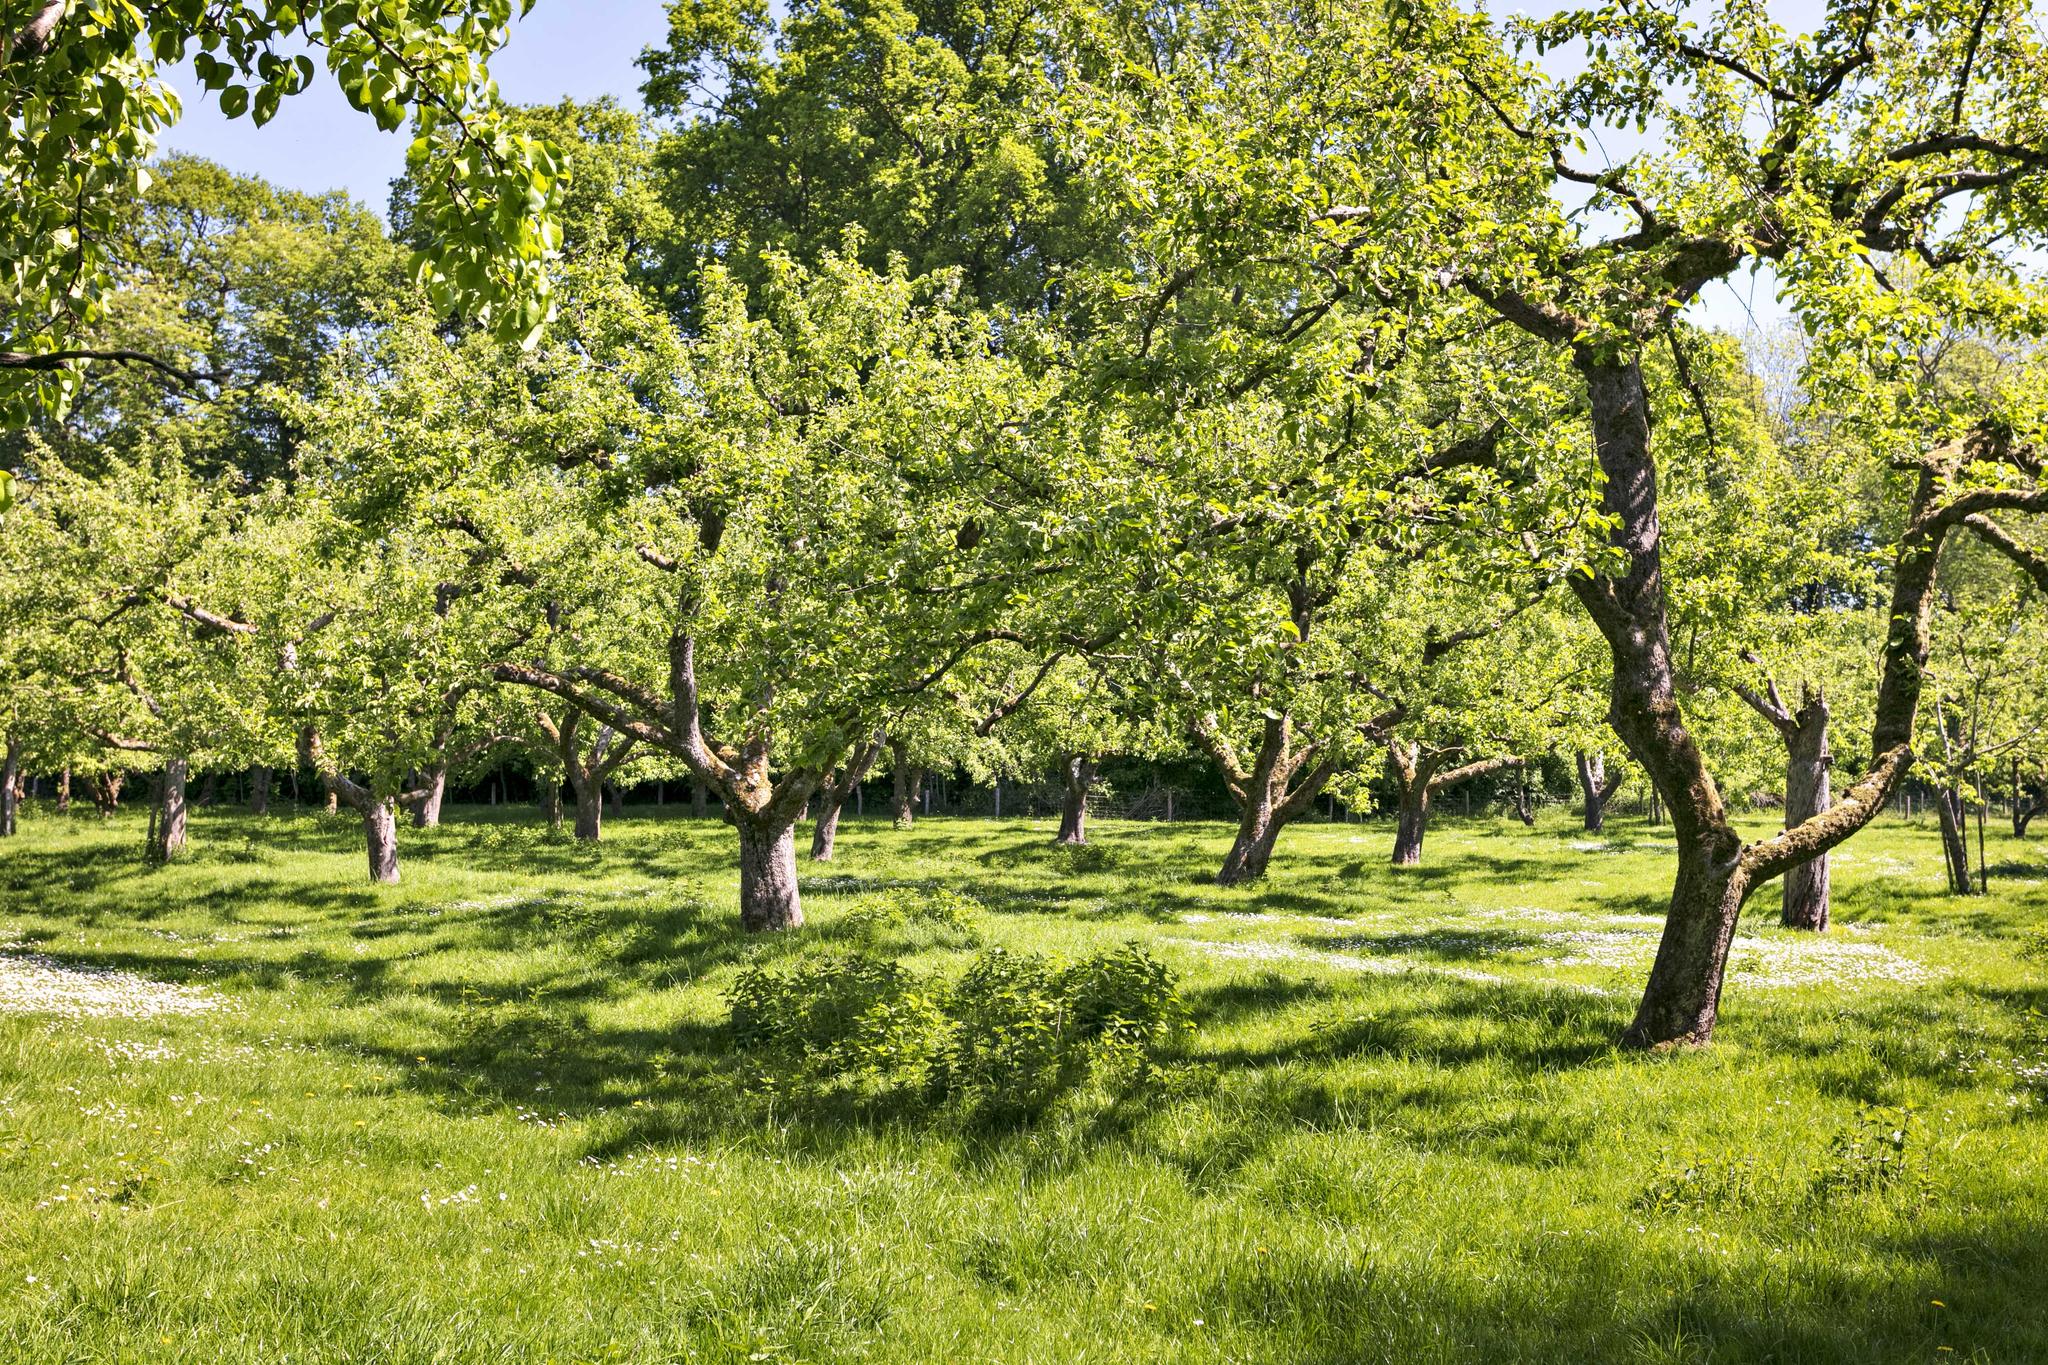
xmin=723 ymin=942 xmax=1185 ymax=1120
xmin=726 ymin=954 xmax=948 ymax=1097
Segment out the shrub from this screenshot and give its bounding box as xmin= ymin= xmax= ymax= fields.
xmin=726 ymin=953 xmax=947 ymax=1097
xmin=723 ymin=942 xmax=1185 ymax=1120
xmin=932 ymin=948 xmax=1079 ymax=1118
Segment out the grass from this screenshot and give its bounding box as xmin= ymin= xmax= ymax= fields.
xmin=1 ymin=802 xmax=2044 ymax=1364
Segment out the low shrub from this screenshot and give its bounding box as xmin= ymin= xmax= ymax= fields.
xmin=723 ymin=942 xmax=1186 ymax=1120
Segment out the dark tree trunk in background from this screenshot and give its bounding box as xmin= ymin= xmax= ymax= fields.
xmin=736 ymin=816 xmax=803 ymax=931
xmin=546 ymin=785 xmax=564 ymax=831
xmin=1577 ymin=752 xmax=1624 ymax=833
xmin=363 ymin=800 xmax=400 ymax=884
xmin=537 ymin=710 xmax=635 ymax=845
xmin=248 ymin=765 xmax=271 ymax=816
xmin=148 ymin=758 xmax=189 ymax=862
xmin=0 ymin=738 xmax=19 ymax=836
xmin=195 ymin=772 xmax=219 ymax=807
xmin=572 ymin=778 xmax=603 ymax=842
xmin=1198 ymin=713 xmax=1351 ymax=885
xmin=92 ymin=772 xmax=123 ymax=818
xmin=55 ymin=767 xmax=70 ymax=814
xmin=1387 ymin=740 xmax=1522 ymax=869
xmin=691 ymin=777 xmax=708 ymax=818
xmin=1737 ymin=673 xmax=1834 ymax=931
xmin=2012 ymin=760 xmax=2042 ymax=837
xmin=1510 ymin=782 xmax=1537 ymax=826
xmin=890 ymin=740 xmax=922 ymax=830
xmin=410 ymin=766 xmax=448 ymax=829
xmin=1937 ymin=784 xmax=1976 ymax=895
xmin=1054 ymin=755 xmax=1094 ymax=845
xmin=810 ymin=737 xmax=881 ymax=862
xmin=1392 ymin=789 xmax=1429 ymax=866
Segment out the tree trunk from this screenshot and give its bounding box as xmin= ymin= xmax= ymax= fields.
xmin=1510 ymin=782 xmax=1537 ymax=826
xmin=0 ymin=738 xmax=19 ymax=837
xmin=411 ymin=766 xmax=447 ymax=829
xmin=93 ymin=772 xmax=123 ymax=819
xmin=890 ymin=743 xmax=921 ymax=830
xmin=249 ymin=765 xmax=271 ymax=816
xmin=810 ymin=790 xmax=847 ymax=861
xmin=691 ymin=777 xmax=708 ymax=818
xmin=150 ymin=758 xmax=189 ymax=862
xmin=1217 ymin=796 xmax=1282 ymax=885
xmin=196 ymin=772 xmax=219 ymax=807
xmin=363 ymin=799 xmax=401 ymax=885
xmin=1054 ymin=755 xmax=1093 ymax=845
xmin=1779 ymin=696 xmax=1832 ymax=931
xmin=736 ymin=816 xmax=802 ymax=931
xmin=1391 ymin=785 xmax=1429 ymax=866
xmin=571 ymin=773 xmax=602 ymax=842
xmin=55 ymin=767 xmax=70 ymax=814
xmin=1622 ymin=846 xmax=1750 ymax=1050
xmin=546 ymin=784 xmax=564 ymax=832
xmin=1576 ymin=752 xmax=1617 ymax=833
xmin=1937 ymin=784 xmax=1976 ymax=895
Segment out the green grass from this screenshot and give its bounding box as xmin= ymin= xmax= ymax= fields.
xmin=1 ymin=804 xmax=2045 ymax=1364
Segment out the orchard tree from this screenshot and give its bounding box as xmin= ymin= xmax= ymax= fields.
xmin=11 ymin=438 xmax=276 ymax=859
xmin=318 ymin=247 xmax=1075 ymax=930
xmin=1056 ymin=0 xmax=2048 ymax=1046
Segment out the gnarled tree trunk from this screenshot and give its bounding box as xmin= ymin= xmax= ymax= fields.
xmin=1387 ymin=740 xmax=1523 ymax=868
xmin=92 ymin=772 xmax=123 ymax=819
xmin=147 ymin=758 xmax=189 ymax=862
xmin=810 ymin=736 xmax=881 ymax=862
xmin=1576 ymin=751 xmax=1625 ymax=833
xmin=1509 ymin=781 xmax=1537 ymax=826
xmin=1199 ymin=713 xmax=1350 ymax=885
xmin=1054 ymin=754 xmax=1094 ymax=846
xmin=889 ymin=739 xmax=922 ymax=830
xmin=363 ymin=799 xmax=401 ymax=884
xmin=1567 ymin=354 xmax=1964 ymax=1047
xmin=409 ymin=765 xmax=448 ymax=829
xmin=1737 ymin=672 xmax=1834 ymax=930
xmin=248 ymin=764 xmax=271 ymax=816
xmin=737 ymin=814 xmax=803 ymax=931
xmin=571 ymin=777 xmax=603 ymax=841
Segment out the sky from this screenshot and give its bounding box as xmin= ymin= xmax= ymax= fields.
xmin=157 ymin=0 xmax=1792 ymax=339
xmin=158 ymin=1 xmax=673 ymax=216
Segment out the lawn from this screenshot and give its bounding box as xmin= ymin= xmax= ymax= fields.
xmin=1 ymin=806 xmax=2044 ymax=1364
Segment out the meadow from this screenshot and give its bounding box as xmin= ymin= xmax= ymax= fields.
xmin=1 ymin=806 xmax=2044 ymax=1364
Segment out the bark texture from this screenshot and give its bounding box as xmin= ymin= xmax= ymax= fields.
xmin=889 ymin=739 xmax=922 ymax=830
xmin=1737 ymin=672 xmax=1834 ymax=930
xmin=1576 ymin=751 xmax=1626 ymax=833
xmin=1198 ymin=713 xmax=1352 ymax=885
xmin=248 ymin=765 xmax=271 ymax=816
xmin=410 ymin=767 xmax=448 ymax=829
xmin=1054 ymin=755 xmax=1094 ymax=846
xmin=1386 ymin=740 xmax=1524 ymax=868
xmin=737 ymin=816 xmax=803 ymax=931
xmin=536 ymin=709 xmax=637 ymax=844
xmin=362 ymin=800 xmax=401 ymax=884
xmin=810 ymin=737 xmax=882 ymax=861
xmin=147 ymin=758 xmax=189 ymax=862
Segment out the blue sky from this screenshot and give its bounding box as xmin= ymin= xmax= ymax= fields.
xmin=159 ymin=1 xmax=673 ymax=215
xmin=157 ymin=0 xmax=1789 ymax=337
